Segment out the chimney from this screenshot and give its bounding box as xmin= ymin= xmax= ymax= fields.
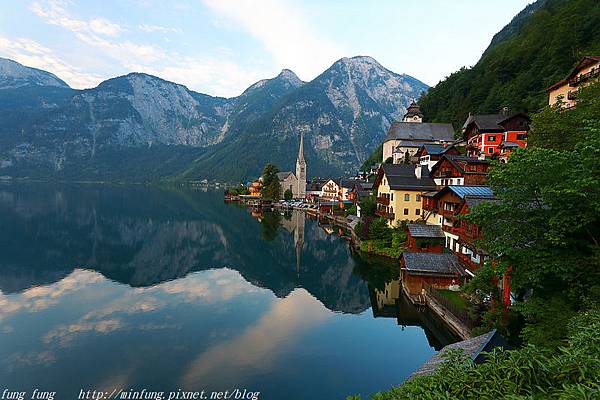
xmin=415 ymin=164 xmax=422 ymax=179
xmin=501 ymin=106 xmax=509 ymax=116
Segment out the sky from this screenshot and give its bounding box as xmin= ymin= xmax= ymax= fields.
xmin=0 ymin=0 xmax=533 ymax=98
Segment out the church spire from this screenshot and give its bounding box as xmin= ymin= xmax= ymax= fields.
xmin=298 ymin=131 xmax=305 ymax=161
xmin=295 ymin=132 xmax=307 ymax=198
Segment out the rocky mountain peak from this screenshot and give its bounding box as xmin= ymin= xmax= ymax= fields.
xmin=277 ymin=69 xmax=304 ymax=85
xmin=0 ymin=57 xmax=70 ymax=89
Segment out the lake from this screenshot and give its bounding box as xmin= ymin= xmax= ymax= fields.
xmin=0 ymin=183 xmax=457 ymax=399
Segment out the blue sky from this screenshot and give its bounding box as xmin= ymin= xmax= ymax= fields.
xmin=0 ymin=0 xmax=532 ymax=97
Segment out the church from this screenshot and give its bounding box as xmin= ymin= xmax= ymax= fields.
xmin=277 ymin=132 xmax=307 ymax=199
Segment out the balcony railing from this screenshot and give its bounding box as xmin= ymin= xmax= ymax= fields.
xmin=569 ymin=67 xmax=600 ymax=86
xmin=376 ymin=196 xmax=390 ymax=206
xmin=375 ymin=209 xmax=395 ymax=220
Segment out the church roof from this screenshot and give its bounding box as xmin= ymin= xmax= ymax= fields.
xmin=384 ymin=122 xmax=455 ymax=143
xmin=276 ymin=171 xmax=294 ymax=181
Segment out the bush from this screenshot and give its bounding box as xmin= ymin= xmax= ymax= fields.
xmin=349 ymin=307 xmax=600 ymax=399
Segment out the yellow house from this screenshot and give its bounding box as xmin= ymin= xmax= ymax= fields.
xmin=547 ymin=56 xmax=600 ymax=109
xmin=373 ymin=164 xmax=436 ymax=227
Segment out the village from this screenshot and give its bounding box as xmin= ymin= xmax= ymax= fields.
xmin=224 ymin=55 xmax=600 ymax=344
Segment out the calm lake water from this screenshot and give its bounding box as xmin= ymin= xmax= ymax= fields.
xmin=0 ymin=183 xmax=457 ymax=399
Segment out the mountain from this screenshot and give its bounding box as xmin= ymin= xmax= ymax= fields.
xmin=0 ymin=57 xmax=69 ymax=89
xmin=0 ymin=56 xmax=427 ymax=182
xmin=419 ymin=0 xmax=600 ymax=129
xmin=180 ymin=56 xmax=428 ymax=181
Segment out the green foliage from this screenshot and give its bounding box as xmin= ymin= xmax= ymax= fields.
xmin=467 ymin=82 xmax=600 ymax=345
xmin=358 ymin=195 xmax=376 ymax=217
xmin=360 ymin=143 xmax=383 ymax=171
xmin=261 ymin=163 xmax=281 ymax=200
xmin=419 ymin=0 xmax=600 ymax=128
xmin=349 ymin=307 xmax=600 ymax=399
xmin=226 ymin=185 xmax=250 ymax=196
xmin=283 ymin=188 xmax=293 ymax=201
xmin=344 ymin=204 xmax=357 ymax=217
xmin=368 ymin=217 xmax=392 ymax=243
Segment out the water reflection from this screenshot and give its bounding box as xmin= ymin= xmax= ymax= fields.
xmin=0 ymin=183 xmax=457 ymax=399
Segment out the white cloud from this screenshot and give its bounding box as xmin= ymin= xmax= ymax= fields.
xmin=26 ymin=0 xmax=267 ymax=96
xmin=31 ymin=0 xmax=123 ymax=37
xmin=139 ymin=24 xmax=182 ymax=34
xmin=202 ymin=0 xmax=344 ymax=81
xmin=0 ymin=35 xmax=103 ymax=88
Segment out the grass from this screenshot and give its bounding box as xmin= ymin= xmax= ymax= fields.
xmin=438 ymin=289 xmax=467 ymax=311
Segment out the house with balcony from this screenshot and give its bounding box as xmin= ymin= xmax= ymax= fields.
xmin=373 ymin=164 xmax=436 ymax=227
xmin=415 ymin=143 xmax=460 ymax=170
xmin=425 ymin=185 xmax=495 ymax=273
xmin=462 ymin=112 xmax=529 ymax=158
xmin=547 ymin=56 xmax=600 ymax=109
xmin=429 ymin=154 xmax=490 ymax=188
xmin=319 ymin=178 xmax=340 ymax=200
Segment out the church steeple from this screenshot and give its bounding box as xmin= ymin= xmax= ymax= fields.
xmin=295 ymin=132 xmax=307 ymax=198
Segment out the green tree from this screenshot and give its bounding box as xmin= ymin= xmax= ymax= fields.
xmin=358 ymin=195 xmax=376 ymax=217
xmin=261 ymin=163 xmax=281 ymax=200
xmin=283 ymin=189 xmax=293 ymax=201
xmin=468 ymin=82 xmax=600 ymax=346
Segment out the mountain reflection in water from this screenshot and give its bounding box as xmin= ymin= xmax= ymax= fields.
xmin=0 ymin=183 xmax=457 ymax=399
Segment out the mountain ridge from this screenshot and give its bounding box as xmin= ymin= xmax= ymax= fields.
xmin=0 ymin=56 xmax=428 ymax=181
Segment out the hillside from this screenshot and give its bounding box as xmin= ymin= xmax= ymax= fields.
xmin=0 ymin=57 xmax=427 ymax=182
xmin=419 ymin=0 xmax=600 ymax=128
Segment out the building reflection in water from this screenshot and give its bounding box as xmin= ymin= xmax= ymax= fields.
xmin=280 ymin=210 xmax=305 ymax=277
xmin=369 ymin=279 xmax=458 ymax=351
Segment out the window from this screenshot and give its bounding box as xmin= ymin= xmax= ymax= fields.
xmin=404 ymin=208 xmax=409 ymax=215
xmin=516 ymin=133 xmax=526 ymax=140
xmin=404 ymin=194 xmax=410 ymax=201
xmin=416 ymin=194 xmax=421 ymax=202
xmin=488 ymin=148 xmax=493 ymax=154
xmin=415 ymin=209 xmax=420 ymax=216
xmin=390 ymin=193 xmax=393 ymax=201
xmin=488 ymin=135 xmax=496 ymax=142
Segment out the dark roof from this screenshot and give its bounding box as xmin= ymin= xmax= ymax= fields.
xmin=407 ymin=224 xmax=445 ymax=238
xmin=420 ymin=143 xmax=455 ymax=155
xmin=276 ymin=171 xmax=294 ymax=181
xmin=500 ymin=141 xmax=519 ymax=148
xmin=462 ymin=114 xmax=505 ymax=132
xmin=381 ymin=164 xmax=436 ymax=191
xmin=384 ymin=122 xmax=454 ymax=143
xmin=547 ymin=56 xmax=600 ymax=90
xmin=410 ymin=330 xmax=508 ymax=378
xmin=339 ymin=179 xmax=357 ymax=189
xmin=404 ymin=101 xmax=424 ymax=118
xmin=394 ymin=140 xmax=430 ymax=149
xmin=402 ymin=252 xmax=466 ymax=276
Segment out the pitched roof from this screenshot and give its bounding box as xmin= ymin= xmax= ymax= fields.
xmin=380 ymin=164 xmax=436 ymax=191
xmin=407 ymin=224 xmax=445 ymax=238
xmin=402 ymin=252 xmax=466 ymax=276
xmin=431 ymin=155 xmax=490 ymax=176
xmin=276 ymin=171 xmax=294 ymax=181
xmin=446 ymin=185 xmax=494 ymax=199
xmin=420 ymin=143 xmax=456 ymax=155
xmin=462 ymin=114 xmax=505 ymax=132
xmin=547 ymin=56 xmax=600 ymax=90
xmin=384 ymin=122 xmax=455 ymax=143
xmin=404 ymin=101 xmax=424 ymax=118
xmin=394 ymin=140 xmax=431 ymax=149
xmin=410 ymin=330 xmax=507 ymax=378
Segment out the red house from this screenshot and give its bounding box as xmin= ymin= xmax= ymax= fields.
xmin=429 ymin=155 xmax=490 ymax=188
xmin=406 ymin=223 xmax=445 ymax=253
xmin=462 ymin=112 xmax=529 ymax=158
